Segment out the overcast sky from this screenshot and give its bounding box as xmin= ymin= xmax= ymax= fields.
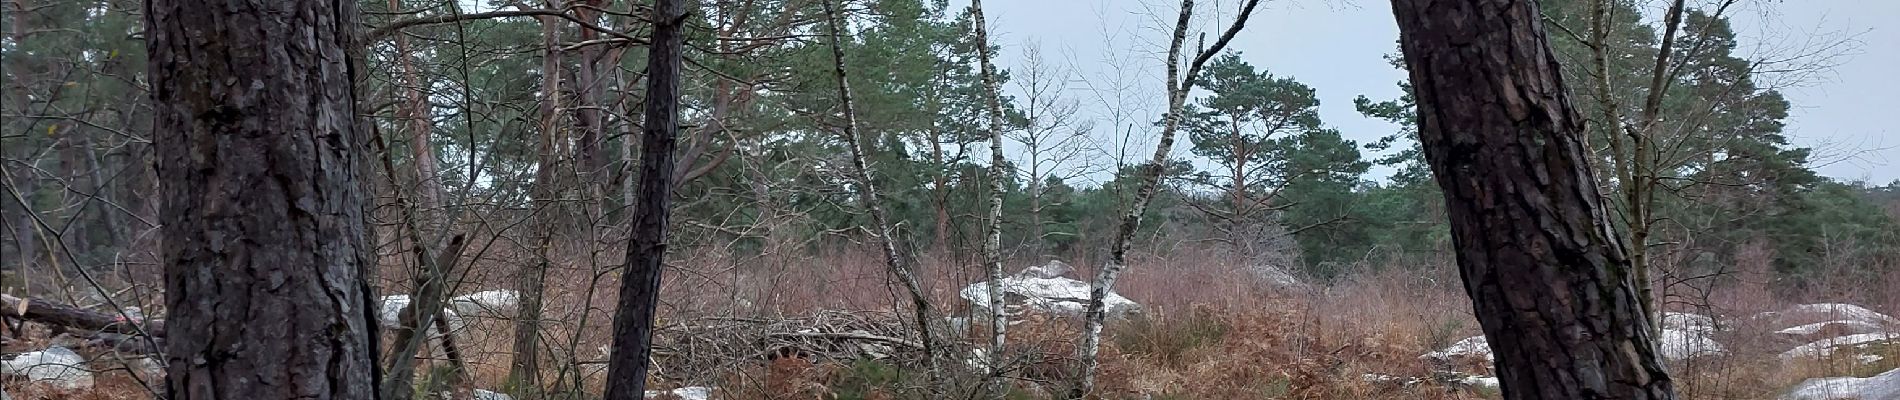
xmin=975 ymin=0 xmax=1898 ymax=184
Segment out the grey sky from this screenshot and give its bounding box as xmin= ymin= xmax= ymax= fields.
xmin=977 ymin=0 xmax=1898 ymax=184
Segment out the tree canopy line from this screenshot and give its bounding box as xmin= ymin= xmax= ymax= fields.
xmin=2 ymin=0 xmax=1896 ymax=398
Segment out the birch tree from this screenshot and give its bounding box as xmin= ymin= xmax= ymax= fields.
xmin=967 ymin=0 xmax=1012 ymax=396
xmin=823 ymin=0 xmax=946 ymax=394
xmin=1073 ymin=0 xmax=1263 ymax=396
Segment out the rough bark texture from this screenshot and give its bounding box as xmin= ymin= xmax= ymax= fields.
xmin=601 ymin=0 xmax=687 ymax=396
xmin=1388 ymin=0 xmax=1677 ymax=398
xmin=146 ymin=0 xmax=381 ymax=397
xmin=968 ymin=0 xmax=1010 ymax=396
xmin=821 ymin=0 xmax=945 ymax=395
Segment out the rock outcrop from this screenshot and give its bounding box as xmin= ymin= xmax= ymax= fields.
xmin=0 ymin=346 xmax=92 ymax=390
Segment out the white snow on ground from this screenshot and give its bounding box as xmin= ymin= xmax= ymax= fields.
xmin=1664 ymin=312 xmax=1719 ymax=332
xmin=1783 ymin=367 xmax=1900 ymax=400
xmin=959 ymin=263 xmax=1140 ymax=317
xmin=645 ymin=386 xmax=714 ymax=400
xmin=1423 ymin=336 xmax=1494 ymax=362
xmin=1460 ymin=375 xmax=1500 ymax=389
xmin=1762 ymin=304 xmax=1900 ymax=326
xmin=1776 ymin=320 xmax=1887 ymax=337
xmin=450 ymin=290 xmax=520 ymax=317
xmin=378 ymin=294 xmax=467 ymax=332
xmin=1660 ymin=325 xmax=1728 ymax=360
xmin=1780 ymin=333 xmax=1900 ymax=360
xmin=471 ymin=389 xmax=512 ymax=400
xmin=1426 ymin=319 xmax=1725 ymax=363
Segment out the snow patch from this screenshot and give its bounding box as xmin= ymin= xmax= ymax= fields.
xmin=1423 ymin=336 xmax=1494 ymax=362
xmin=378 ymin=294 xmax=467 ymax=332
xmin=471 ymin=389 xmax=512 ymax=400
xmin=1 ymin=346 xmax=93 ymax=390
xmin=1783 ymin=367 xmax=1900 ymax=400
xmin=645 ymin=386 xmax=714 ymax=400
xmin=450 ymin=290 xmax=520 ymax=318
xmin=1017 ymin=260 xmax=1074 ymax=279
xmin=1781 ymin=333 xmax=1900 ymax=360
xmin=1663 ymin=312 xmax=1718 ymax=332
xmin=1660 ymin=325 xmax=1727 ymax=360
xmin=1776 ymin=320 xmax=1887 ymax=337
xmin=959 ymin=263 xmax=1140 ymax=317
xmin=1460 ymin=375 xmax=1500 ymax=389
xmin=1761 ymin=304 xmax=1900 ymax=326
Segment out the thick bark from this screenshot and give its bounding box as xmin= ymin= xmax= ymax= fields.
xmin=1072 ymin=0 xmax=1260 ymax=397
xmin=1388 ymin=0 xmax=1677 ymax=398
xmin=968 ymin=0 xmax=1010 ymax=397
xmin=147 ymin=0 xmax=381 ymax=397
xmin=820 ymin=0 xmax=945 ymax=395
xmin=600 ymin=0 xmax=687 ymax=396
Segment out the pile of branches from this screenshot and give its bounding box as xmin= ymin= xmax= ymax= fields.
xmin=649 ymin=309 xmax=928 ymax=381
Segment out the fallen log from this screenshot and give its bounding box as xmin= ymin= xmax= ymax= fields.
xmin=0 ymin=294 xmax=164 ymax=337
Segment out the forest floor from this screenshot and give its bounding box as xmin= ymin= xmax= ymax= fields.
xmin=6 ymin=248 xmax=1898 ymax=399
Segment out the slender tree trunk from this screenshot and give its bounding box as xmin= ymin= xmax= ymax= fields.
xmin=147 ymin=0 xmax=381 ymax=397
xmin=1073 ymin=0 xmax=1260 ymax=397
xmin=821 ymin=0 xmax=945 ymax=395
xmin=508 ymin=13 xmax=564 ymax=394
xmin=969 ymin=0 xmax=1010 ymax=396
xmin=382 ymin=234 xmax=468 ymax=400
xmin=927 ymin=76 xmax=951 ymax=254
xmin=1227 ymin=120 xmax=1249 ymax=255
xmin=1029 ymin=175 xmax=1044 ymax=253
xmin=1388 ymin=0 xmax=1677 ymax=398
xmin=1588 ymin=0 xmax=1685 ymax=335
xmin=601 ymin=0 xmax=686 ymax=395
xmin=386 ymin=0 xmax=443 ymax=222
xmin=575 ymin=0 xmax=607 ymax=201
xmin=930 ymin=130 xmax=952 ymax=253
xmin=81 ymin=133 xmax=125 ymax=248
xmin=1627 ymin=0 xmax=1688 ymax=333
xmin=7 ymin=178 xmax=36 ymax=269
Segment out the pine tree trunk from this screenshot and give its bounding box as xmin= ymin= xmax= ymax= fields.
xmin=574 ymin=0 xmax=607 ymax=201
xmin=147 ymin=0 xmax=381 ymax=397
xmin=387 ymin=0 xmax=443 ymax=222
xmin=969 ymin=0 xmax=1011 ymax=396
xmin=601 ymin=0 xmax=688 ymax=395
xmin=508 ymin=13 xmax=564 ymax=393
xmin=1388 ymin=0 xmax=1677 ymax=398
xmin=930 ymin=130 xmax=952 ymax=253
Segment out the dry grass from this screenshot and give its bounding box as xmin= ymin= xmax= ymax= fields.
xmin=9 ymin=243 xmax=1898 ymax=399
